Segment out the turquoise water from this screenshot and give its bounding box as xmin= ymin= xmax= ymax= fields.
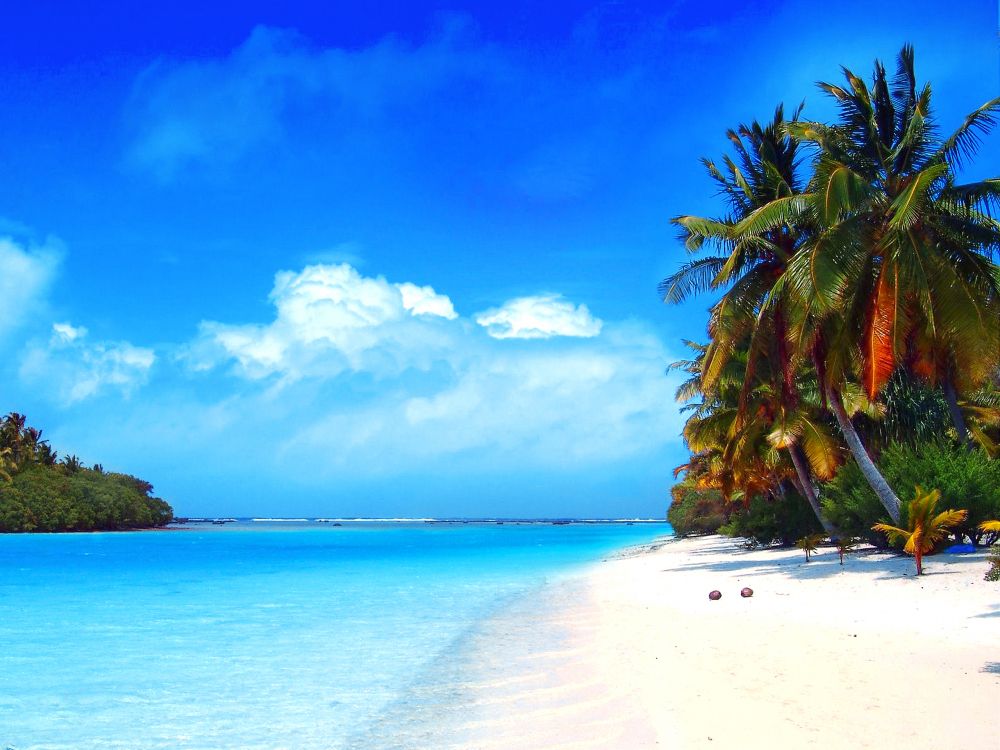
xmin=0 ymin=521 xmax=668 ymax=749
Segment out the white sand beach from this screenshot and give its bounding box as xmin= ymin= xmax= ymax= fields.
xmin=579 ymin=535 xmax=1000 ymax=749
xmin=442 ymin=535 xmax=999 ymax=749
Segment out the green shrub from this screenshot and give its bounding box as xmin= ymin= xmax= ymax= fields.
xmin=0 ymin=465 xmax=173 ymax=533
xmin=719 ymin=486 xmax=822 ymax=547
xmin=822 ymin=440 xmax=1000 ymax=546
xmin=667 ymin=482 xmax=726 ymax=537
xmin=986 ymin=546 xmax=1000 ymax=582
xmin=821 ymin=460 xmax=895 ymax=546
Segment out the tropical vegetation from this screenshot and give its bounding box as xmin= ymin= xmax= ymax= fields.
xmin=795 ymin=533 xmax=825 ymax=562
xmin=985 ymin=545 xmax=1000 ymax=582
xmin=0 ymin=412 xmax=173 ymax=532
xmin=664 ymin=45 xmax=1000 ymax=562
xmin=872 ymin=486 xmax=967 ymax=575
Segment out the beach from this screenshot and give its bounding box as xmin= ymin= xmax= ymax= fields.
xmin=470 ymin=535 xmax=999 ymax=749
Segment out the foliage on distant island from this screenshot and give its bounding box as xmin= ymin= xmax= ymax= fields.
xmin=0 ymin=413 xmax=173 ymax=532
xmin=664 ymin=46 xmax=1000 ymax=553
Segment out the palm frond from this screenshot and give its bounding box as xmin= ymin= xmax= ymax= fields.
xmin=934 ymin=96 xmax=1000 ymax=171
xmin=886 ymin=162 xmax=948 ymax=231
xmin=732 ymin=195 xmax=810 ymax=236
xmin=659 ymin=256 xmax=729 ymax=303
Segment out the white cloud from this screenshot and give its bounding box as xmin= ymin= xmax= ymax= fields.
xmin=397 ymin=282 xmax=458 ymax=319
xmin=257 ymin=319 xmax=680 ymax=476
xmin=31 ymin=257 xmax=686 ymax=515
xmin=0 ymin=237 xmax=60 ymax=338
xmin=20 ymin=323 xmax=156 ymax=405
xmin=52 ymin=322 xmax=87 ymax=343
xmin=177 ymin=261 xmax=680 ymax=475
xmin=191 ymin=263 xmax=459 ymax=379
xmin=474 ymin=294 xmax=603 ymax=339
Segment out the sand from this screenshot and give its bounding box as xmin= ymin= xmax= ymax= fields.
xmin=573 ymin=535 xmax=1000 ymax=749
xmin=363 ymin=534 xmax=998 ymax=749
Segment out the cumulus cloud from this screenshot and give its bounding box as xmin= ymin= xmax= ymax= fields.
xmin=20 ymin=323 xmax=156 ymax=405
xmin=190 ymin=263 xmax=459 ymax=380
xmin=397 ymin=282 xmax=458 ymax=319
xmin=28 ymin=256 xmax=684 ymax=514
xmin=176 ymin=261 xmax=679 ymax=477
xmin=0 ymin=237 xmax=60 ymax=338
xmin=474 ymin=294 xmax=603 ymax=339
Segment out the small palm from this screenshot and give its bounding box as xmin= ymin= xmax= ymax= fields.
xmin=873 ymin=486 xmax=967 ymax=575
xmin=796 ymin=533 xmax=826 ymax=561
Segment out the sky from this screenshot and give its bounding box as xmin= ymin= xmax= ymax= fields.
xmin=0 ymin=1 xmax=997 ymax=518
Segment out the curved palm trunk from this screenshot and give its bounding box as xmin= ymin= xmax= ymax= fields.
xmin=827 ymin=386 xmax=902 ymax=524
xmin=941 ymin=378 xmax=973 ymax=450
xmin=787 ymin=444 xmax=838 ymax=537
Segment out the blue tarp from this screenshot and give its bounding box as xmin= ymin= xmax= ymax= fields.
xmin=943 ymin=543 xmax=977 ymax=554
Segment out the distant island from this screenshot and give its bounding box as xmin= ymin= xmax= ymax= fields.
xmin=0 ymin=412 xmax=173 ymax=532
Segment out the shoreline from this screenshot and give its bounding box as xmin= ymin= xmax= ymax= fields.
xmin=407 ymin=533 xmax=999 ymax=749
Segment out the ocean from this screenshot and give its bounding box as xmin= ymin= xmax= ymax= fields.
xmin=0 ymin=520 xmax=669 ymax=749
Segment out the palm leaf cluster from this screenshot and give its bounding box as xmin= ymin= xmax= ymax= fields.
xmin=0 ymin=412 xmax=59 ymax=480
xmin=665 ymin=46 xmax=1000 ymax=532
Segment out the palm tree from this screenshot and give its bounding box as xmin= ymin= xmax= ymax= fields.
xmin=670 ymin=340 xmax=841 ymax=534
xmin=661 ymin=104 xmax=809 ymax=398
xmin=0 ymin=446 xmax=14 ymax=483
xmin=0 ymin=413 xmax=48 ymax=470
xmin=0 ymin=412 xmax=29 ymax=467
xmin=753 ymin=47 xmax=1000 ymax=521
xmin=873 ymin=486 xmax=967 ymax=575
xmin=796 ymin=533 xmax=825 ymax=561
xmin=964 ymin=378 xmax=1000 ymax=456
xmin=662 ymin=110 xmax=843 ymax=532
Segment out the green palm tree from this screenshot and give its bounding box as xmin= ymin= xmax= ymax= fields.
xmin=873 ymin=485 xmax=967 ymax=575
xmin=662 ymin=110 xmax=843 ymax=532
xmin=661 ymin=104 xmax=810 ymax=398
xmin=753 ymin=47 xmax=1000 ymax=521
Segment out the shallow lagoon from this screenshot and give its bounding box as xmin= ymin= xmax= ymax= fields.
xmin=0 ymin=521 xmax=668 ymax=749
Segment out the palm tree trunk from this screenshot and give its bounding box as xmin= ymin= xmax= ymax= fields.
xmin=827 ymin=386 xmax=902 ymax=524
xmin=941 ymin=378 xmax=973 ymax=450
xmin=787 ymin=444 xmax=838 ymax=537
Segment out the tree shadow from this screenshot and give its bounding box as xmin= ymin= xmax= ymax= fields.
xmin=663 ymin=550 xmax=896 ymax=580
xmin=973 ymin=605 xmax=1000 ymax=619
xmin=661 ymin=536 xmax=987 ymax=581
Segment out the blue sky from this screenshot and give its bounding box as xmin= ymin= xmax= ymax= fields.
xmin=1 ymin=1 xmax=997 ymax=517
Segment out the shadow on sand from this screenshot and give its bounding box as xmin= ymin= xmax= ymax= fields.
xmin=662 ymin=536 xmax=987 ymax=582
xmin=973 ymin=604 xmax=1000 ymax=619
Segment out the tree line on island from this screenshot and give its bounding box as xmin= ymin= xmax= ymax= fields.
xmin=664 ymin=46 xmax=1000 ymax=577
xmin=0 ymin=412 xmax=173 ymax=532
